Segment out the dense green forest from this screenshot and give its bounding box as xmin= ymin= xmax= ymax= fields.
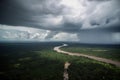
xmin=0 ymin=42 xmax=120 ymax=80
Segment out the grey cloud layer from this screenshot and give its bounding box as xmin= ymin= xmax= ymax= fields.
xmin=0 ymin=0 xmax=119 ymax=31
xmin=0 ymin=0 xmax=64 ymax=28
xmin=0 ymin=0 xmax=120 ymax=43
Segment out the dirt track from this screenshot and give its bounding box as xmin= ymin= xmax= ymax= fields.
xmin=54 ymin=44 xmax=120 ymax=67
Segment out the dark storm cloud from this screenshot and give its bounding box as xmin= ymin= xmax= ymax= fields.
xmin=0 ymin=0 xmax=120 ymax=32
xmin=89 ymin=19 xmax=120 ymax=32
xmin=77 ymin=32 xmax=113 ymax=44
xmin=77 ymin=23 xmax=120 ymax=44
xmin=0 ymin=0 xmax=120 ymax=43
xmin=62 ymin=22 xmax=82 ymax=32
xmin=0 ymin=0 xmax=64 ymax=27
xmin=0 ymin=0 xmax=29 ymax=25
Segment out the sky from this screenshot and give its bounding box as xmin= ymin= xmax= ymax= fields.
xmin=0 ymin=0 xmax=120 ymax=44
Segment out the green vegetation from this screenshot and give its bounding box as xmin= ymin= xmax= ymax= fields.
xmin=61 ymin=46 xmax=120 ymax=61
xmin=1 ymin=47 xmax=120 ymax=80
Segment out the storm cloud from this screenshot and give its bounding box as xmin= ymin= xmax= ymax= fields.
xmin=0 ymin=0 xmax=120 ymax=43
